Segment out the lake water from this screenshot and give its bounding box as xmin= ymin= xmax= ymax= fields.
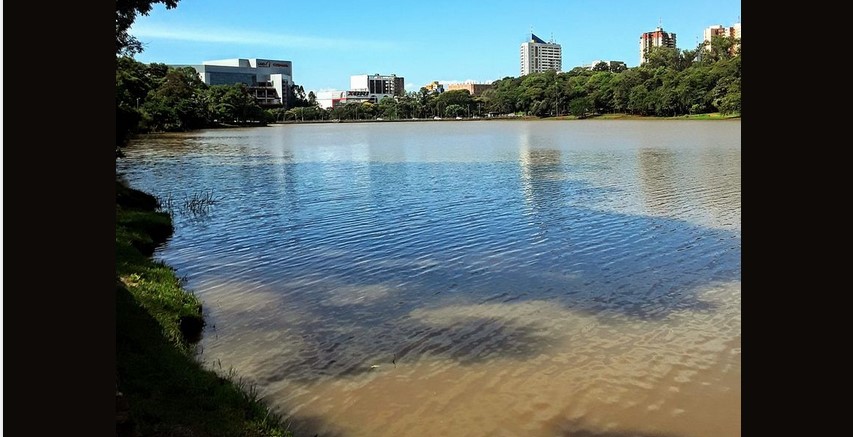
xmin=117 ymin=119 xmax=741 ymax=437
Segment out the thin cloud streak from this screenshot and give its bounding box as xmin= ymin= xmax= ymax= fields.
xmin=130 ymin=24 xmax=400 ymax=51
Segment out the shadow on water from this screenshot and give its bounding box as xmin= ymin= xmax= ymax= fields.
xmin=278 ymin=414 xmax=350 ymax=437
xmin=278 ymin=405 xmax=692 ymax=437
xmin=553 ymin=420 xmax=688 ymax=437
xmin=119 ymin=131 xmax=741 ymax=388
xmin=249 ymin=313 xmax=563 ymax=385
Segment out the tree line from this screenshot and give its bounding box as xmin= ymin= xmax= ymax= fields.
xmin=116 ymin=35 xmax=739 ymax=148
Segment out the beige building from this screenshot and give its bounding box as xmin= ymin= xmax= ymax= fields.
xmin=704 ymin=23 xmax=741 ymax=55
xmin=446 ymin=82 xmax=494 ymax=96
xmin=639 ymin=27 xmax=677 ymax=65
xmin=423 ymin=81 xmax=445 ymax=94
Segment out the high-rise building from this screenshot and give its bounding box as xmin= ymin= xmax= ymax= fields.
xmin=350 ymin=74 xmax=405 ymax=97
xmin=704 ymin=23 xmax=741 ymax=55
xmin=639 ymin=27 xmax=677 ymax=65
xmin=520 ymin=33 xmax=562 ymax=76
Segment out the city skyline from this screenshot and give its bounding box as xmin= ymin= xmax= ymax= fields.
xmin=129 ymin=0 xmax=741 ymax=94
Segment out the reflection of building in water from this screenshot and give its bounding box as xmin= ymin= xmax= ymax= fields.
xmin=696 ymin=149 xmax=742 ymax=230
xmin=638 ymin=147 xmax=742 ymax=229
xmin=637 ymin=148 xmax=678 ymax=216
xmin=518 ymin=132 xmax=564 ymax=215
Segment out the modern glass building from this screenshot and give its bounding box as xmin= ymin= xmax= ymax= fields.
xmin=191 ymin=58 xmax=293 ymax=108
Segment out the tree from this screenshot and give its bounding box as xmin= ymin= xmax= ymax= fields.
xmin=142 ymin=67 xmax=209 ymax=130
xmin=289 ymin=84 xmax=309 ymax=107
xmin=206 ymin=84 xmax=264 ymax=124
xmin=377 ymin=96 xmax=399 ymax=119
xmin=116 ymin=0 xmax=181 ymax=56
xmin=702 ymin=35 xmax=738 ymax=63
xmin=444 ymin=104 xmax=465 ymax=117
xmin=568 ymin=97 xmax=592 ymax=118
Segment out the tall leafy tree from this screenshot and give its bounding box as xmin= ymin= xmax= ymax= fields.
xmin=116 ymin=0 xmax=181 ymax=56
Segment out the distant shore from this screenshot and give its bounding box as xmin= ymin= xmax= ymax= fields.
xmin=271 ymin=112 xmax=740 ymax=125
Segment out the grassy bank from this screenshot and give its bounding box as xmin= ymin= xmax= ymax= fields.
xmin=116 ymin=179 xmax=292 ymax=437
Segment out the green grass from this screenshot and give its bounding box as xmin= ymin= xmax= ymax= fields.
xmin=116 ymin=179 xmax=293 ymax=437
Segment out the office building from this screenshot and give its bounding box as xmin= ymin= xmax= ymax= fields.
xmin=520 ymin=33 xmax=562 ymax=76
xmin=190 ymin=58 xmax=293 ymax=108
xmin=351 ymin=74 xmax=405 ymax=97
xmin=639 ymin=27 xmax=677 ymax=65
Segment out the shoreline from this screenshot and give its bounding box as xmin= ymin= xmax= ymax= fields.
xmin=271 ymin=112 xmax=740 ymax=125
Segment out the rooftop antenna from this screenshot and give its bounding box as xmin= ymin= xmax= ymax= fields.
xmin=658 ymin=17 xmax=663 ymax=29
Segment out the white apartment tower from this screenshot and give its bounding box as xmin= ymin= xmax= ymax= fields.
xmin=639 ymin=26 xmax=677 ymax=65
xmin=520 ymin=33 xmax=562 ymax=76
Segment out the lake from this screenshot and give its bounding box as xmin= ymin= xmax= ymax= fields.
xmin=117 ymin=119 xmax=741 ymax=437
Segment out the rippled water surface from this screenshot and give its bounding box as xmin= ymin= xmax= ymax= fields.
xmin=117 ymin=120 xmax=741 ymax=437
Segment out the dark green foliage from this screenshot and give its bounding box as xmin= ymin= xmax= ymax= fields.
xmin=116 ymin=0 xmax=181 ymax=56
xmin=471 ymin=43 xmax=740 ymax=118
xmin=207 ymin=83 xmax=266 ymax=124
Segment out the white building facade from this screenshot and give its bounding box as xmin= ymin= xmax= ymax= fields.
xmin=191 ymin=58 xmax=293 ymax=108
xmin=520 ymin=34 xmax=562 ymax=76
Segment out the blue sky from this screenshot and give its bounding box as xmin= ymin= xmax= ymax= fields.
xmin=130 ymin=0 xmax=741 ymax=94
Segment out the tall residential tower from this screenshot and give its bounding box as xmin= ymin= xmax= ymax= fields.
xmin=639 ymin=27 xmax=677 ymax=65
xmin=520 ymin=33 xmax=562 ymax=76
xmin=704 ymin=22 xmax=741 ymax=55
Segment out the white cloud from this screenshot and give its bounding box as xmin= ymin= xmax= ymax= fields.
xmin=130 ymin=23 xmax=400 ymax=51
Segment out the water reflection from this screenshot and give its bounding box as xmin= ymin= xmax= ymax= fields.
xmin=117 ymin=120 xmax=741 ymax=437
xmin=638 ymin=148 xmax=679 ymax=216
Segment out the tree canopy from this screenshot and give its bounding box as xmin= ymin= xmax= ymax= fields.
xmin=116 ymin=0 xmax=180 ymax=56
